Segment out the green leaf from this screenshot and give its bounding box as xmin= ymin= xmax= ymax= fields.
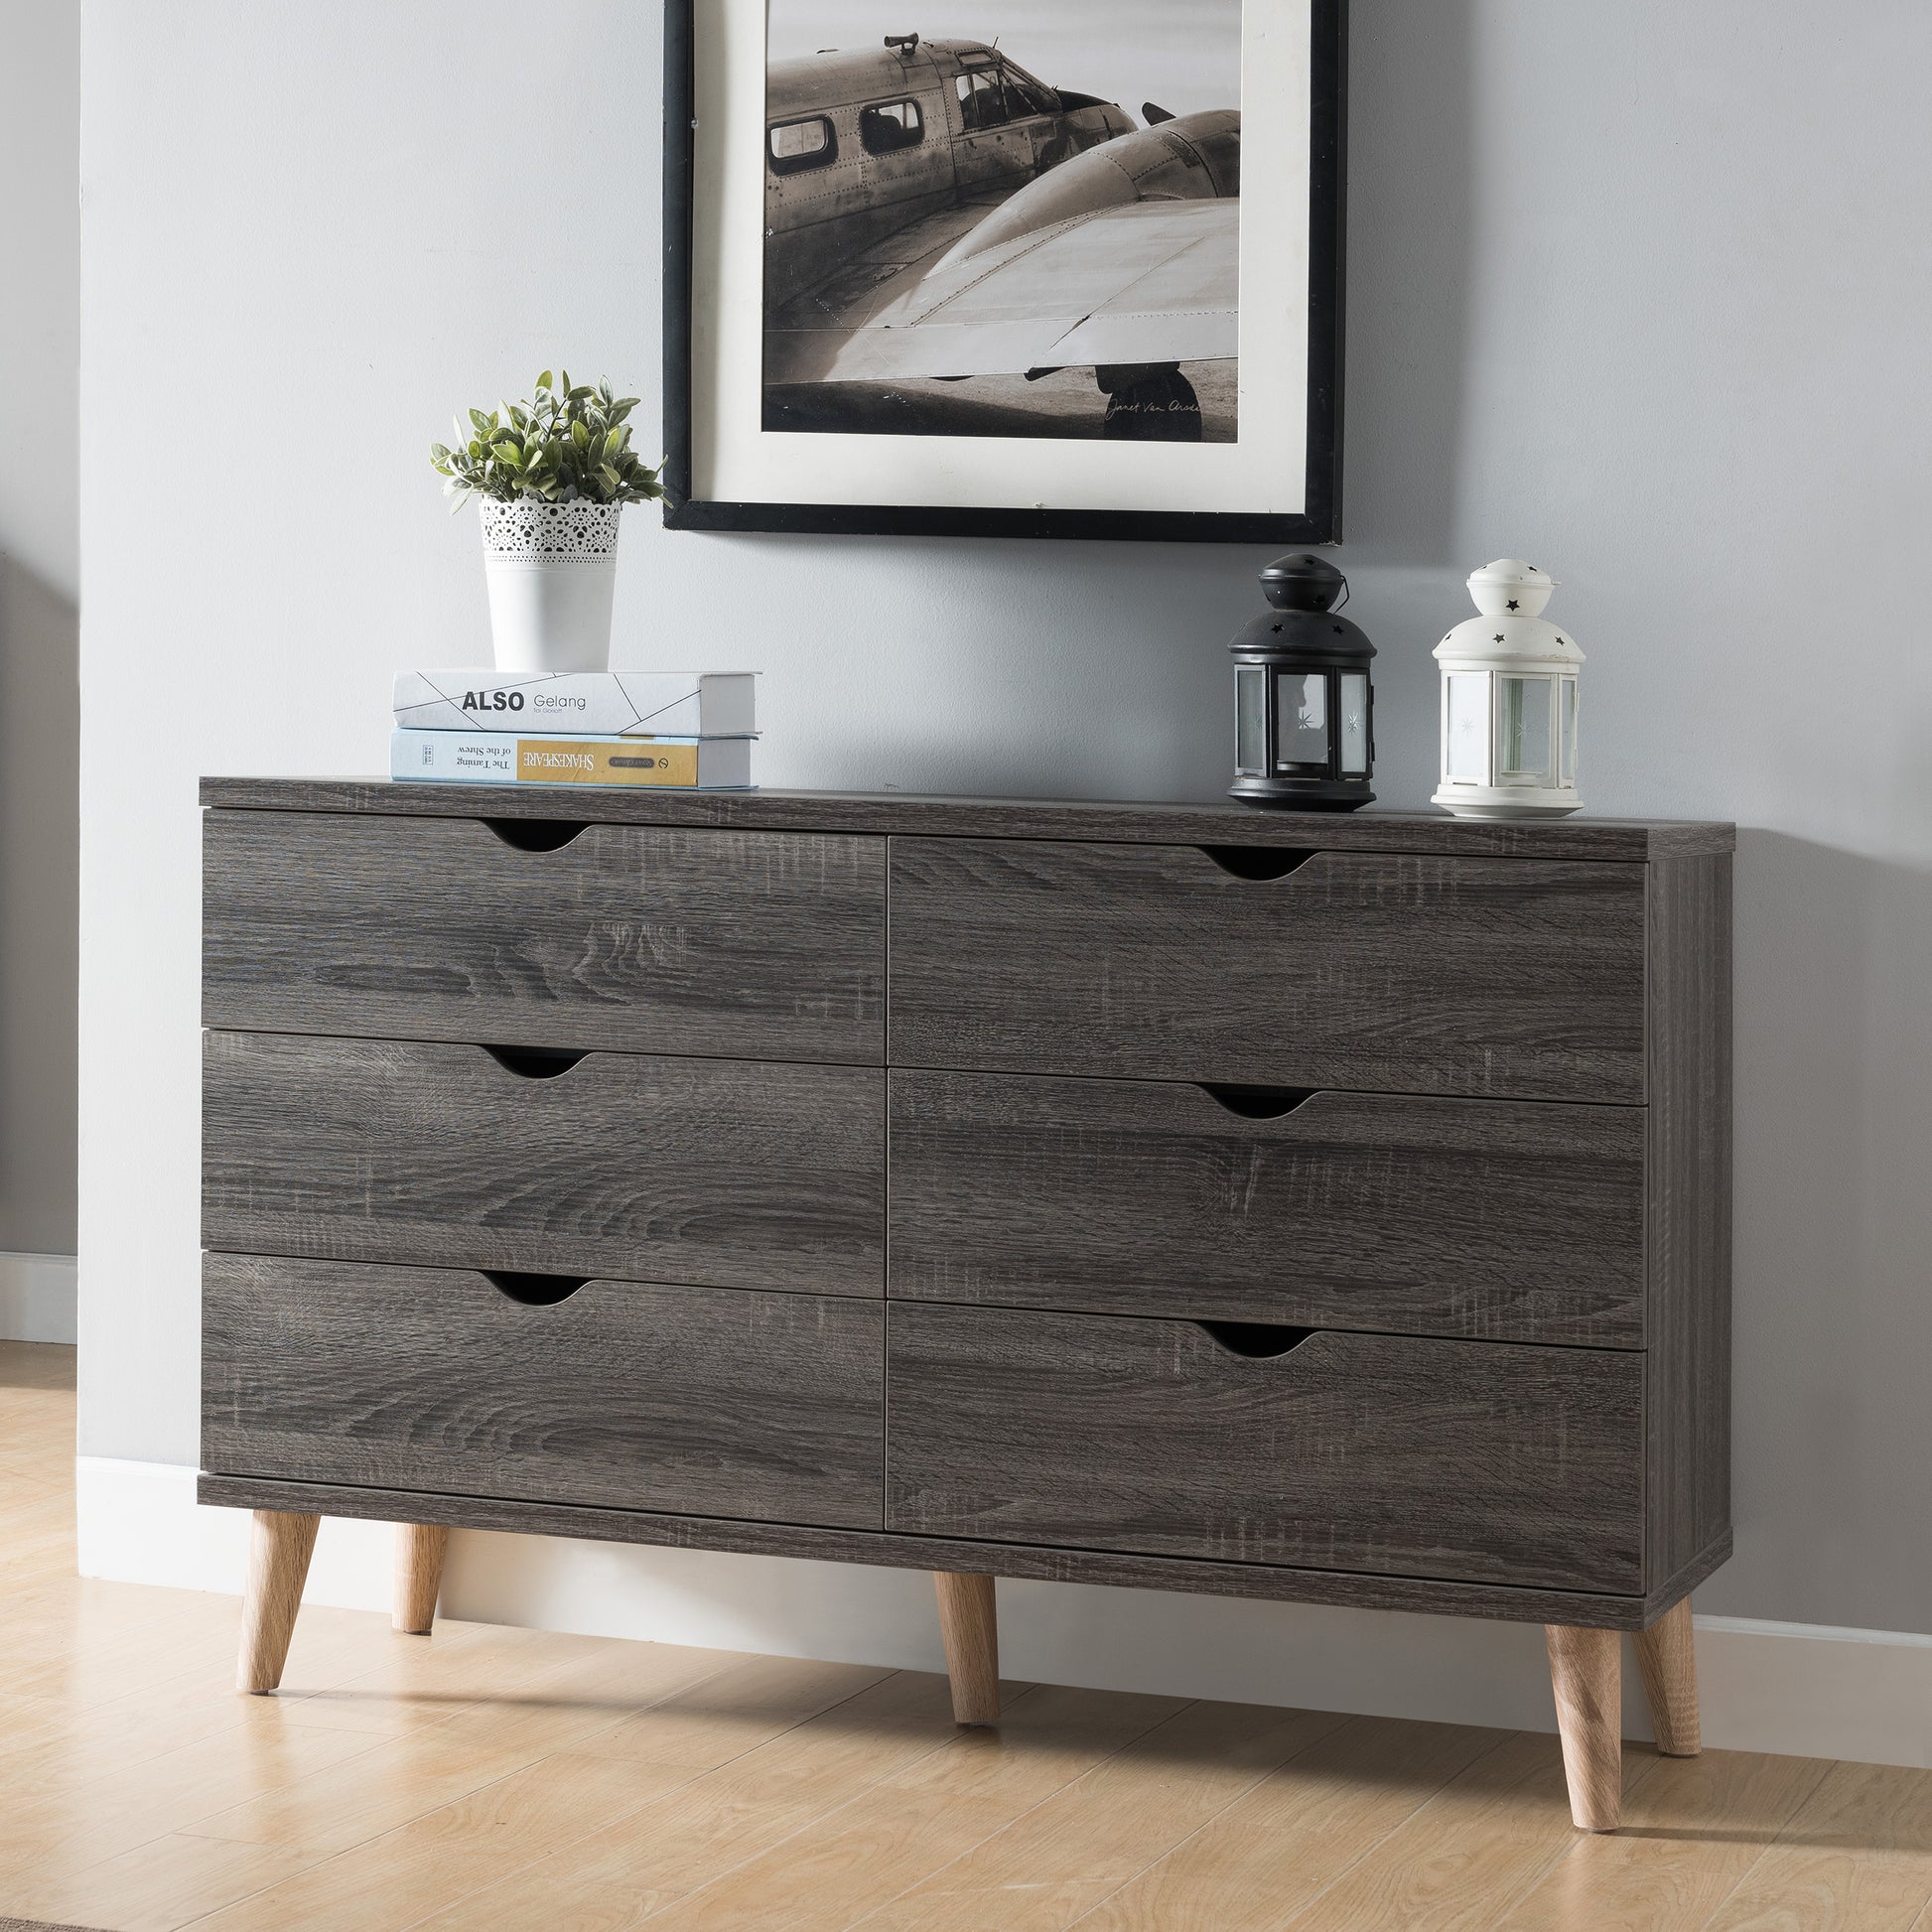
xmin=469 ymin=407 xmax=491 ymax=434
xmin=536 ymin=369 xmax=553 ymax=391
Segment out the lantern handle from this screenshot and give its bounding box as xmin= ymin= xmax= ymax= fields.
xmin=1331 ymin=576 xmax=1350 ymax=615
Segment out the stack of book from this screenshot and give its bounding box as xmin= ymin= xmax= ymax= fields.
xmin=390 ymin=671 xmax=759 ymax=789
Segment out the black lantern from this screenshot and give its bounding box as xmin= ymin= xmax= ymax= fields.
xmin=1229 ymin=554 xmax=1376 ymax=811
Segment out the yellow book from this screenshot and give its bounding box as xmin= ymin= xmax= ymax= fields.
xmin=391 ymin=730 xmax=754 ymax=789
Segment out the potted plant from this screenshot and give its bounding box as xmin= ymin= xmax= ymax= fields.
xmin=432 ymin=370 xmax=664 ymax=672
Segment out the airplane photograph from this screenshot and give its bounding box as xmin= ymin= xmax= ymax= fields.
xmin=762 ymin=0 xmax=1242 ymax=443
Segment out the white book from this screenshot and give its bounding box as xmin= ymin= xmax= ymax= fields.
xmin=392 ymin=729 xmax=755 ymax=790
xmin=393 ymin=670 xmax=758 ymax=737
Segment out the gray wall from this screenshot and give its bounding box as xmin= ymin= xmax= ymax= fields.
xmin=77 ymin=0 xmax=1932 ymax=1635
xmin=0 ymin=0 xmax=79 ymax=1258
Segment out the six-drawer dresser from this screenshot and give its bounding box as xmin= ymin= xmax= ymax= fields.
xmin=200 ymin=779 xmax=1733 ymax=1832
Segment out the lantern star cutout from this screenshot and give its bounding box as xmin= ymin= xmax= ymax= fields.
xmin=1494 ymin=633 xmax=1506 ymax=643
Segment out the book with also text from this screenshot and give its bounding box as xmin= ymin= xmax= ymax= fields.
xmin=391 ymin=729 xmax=755 ymax=789
xmin=393 ymin=670 xmax=757 ymax=737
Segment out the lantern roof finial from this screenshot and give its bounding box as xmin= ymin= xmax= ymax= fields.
xmin=1259 ymin=552 xmax=1347 ymax=614
xmin=1436 ymin=558 xmax=1582 ymax=668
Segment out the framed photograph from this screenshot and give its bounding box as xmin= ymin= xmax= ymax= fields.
xmin=662 ymin=1 xmax=1344 ymax=543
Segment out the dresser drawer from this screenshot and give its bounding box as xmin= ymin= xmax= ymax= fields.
xmin=887 ymin=1304 xmax=1643 ymax=1591
xmin=204 ymin=1255 xmax=884 ymax=1527
xmin=204 ymin=810 xmax=884 ymax=1063
xmin=889 ymin=839 xmax=1647 ymax=1102
xmin=204 ymin=1033 xmax=884 ymax=1296
xmin=890 ymin=1071 xmax=1644 ymax=1346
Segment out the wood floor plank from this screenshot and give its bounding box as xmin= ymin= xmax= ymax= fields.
xmin=0 ymin=1339 xmax=78 ymax=1388
xmin=178 ymin=1749 xmax=705 ymax=1932
xmin=619 ymin=1684 xmax=1192 ymax=1932
xmin=1070 ymin=1716 xmax=1505 ymax=1932
xmin=179 ymin=1645 xmax=805 ymax=1861
xmin=261 ymin=1621 xmax=625 ymax=1737
xmin=3 ymin=1828 xmax=316 ymax=1932
xmin=405 ymin=1667 xmax=980 ymax=1932
xmin=851 ymin=1698 xmax=1350 ymax=1932
xmin=561 ymin=1652 xmax=905 ymax=1768
xmin=1494 ymin=1749 xmax=1837 ymax=1931
xmin=0 ymin=1714 xmax=385 ymax=1892
xmin=1697 ymin=1759 xmax=1932 ymax=1932
xmin=1275 ymin=1730 xmax=1669 ymax=1932
xmin=0 ymin=1608 xmax=459 ymax=1780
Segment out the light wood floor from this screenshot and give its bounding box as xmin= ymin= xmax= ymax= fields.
xmin=2 ymin=1342 xmax=1928 ymax=1931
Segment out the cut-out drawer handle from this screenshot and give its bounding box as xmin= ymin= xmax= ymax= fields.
xmin=1197 ymin=1084 xmax=1317 ymax=1120
xmin=483 ymin=1270 xmax=590 ymax=1307
xmin=1197 ymin=1320 xmax=1317 ymax=1359
xmin=482 ymin=1044 xmax=589 ymax=1080
xmin=1198 ymin=846 xmax=1319 ymax=882
xmin=484 ymin=818 xmax=589 ymax=853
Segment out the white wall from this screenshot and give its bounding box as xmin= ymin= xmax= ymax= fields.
xmin=0 ymin=0 xmax=80 ymax=1270
xmin=77 ymin=0 xmax=1932 ymax=1731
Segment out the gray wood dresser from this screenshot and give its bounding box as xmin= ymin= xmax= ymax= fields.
xmin=199 ymin=779 xmax=1732 ymax=1832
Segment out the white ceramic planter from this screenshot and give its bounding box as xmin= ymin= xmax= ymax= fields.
xmin=480 ymin=498 xmax=622 ymax=673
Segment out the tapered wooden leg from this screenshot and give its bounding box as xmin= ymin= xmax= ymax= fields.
xmin=393 ymin=1523 xmax=450 ymax=1635
xmin=1633 ymin=1596 xmax=1701 ymax=1756
xmin=237 ymin=1509 xmax=320 ymax=1694
xmin=933 ymin=1572 xmax=1000 ymax=1725
xmin=1545 ymin=1623 xmax=1622 ymax=1831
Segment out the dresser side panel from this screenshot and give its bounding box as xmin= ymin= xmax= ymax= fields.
xmin=1645 ymin=850 xmax=1734 ymax=1592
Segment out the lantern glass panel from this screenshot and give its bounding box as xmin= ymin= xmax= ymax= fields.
xmin=1498 ymin=675 xmax=1553 ymax=785
xmin=1560 ymin=678 xmax=1578 ymax=783
xmin=1446 ymin=673 xmax=1488 ymax=781
xmin=1339 ymin=672 xmax=1369 ymax=775
xmin=1235 ymin=667 xmax=1267 ymax=775
xmin=1276 ymin=671 xmax=1329 ymax=770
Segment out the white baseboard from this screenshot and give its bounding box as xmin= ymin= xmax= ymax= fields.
xmin=74 ymin=1457 xmax=1932 ymax=1770
xmin=0 ymin=1250 xmax=77 ymax=1343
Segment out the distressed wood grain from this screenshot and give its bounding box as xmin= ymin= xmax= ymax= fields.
xmin=202 ymin=810 xmax=885 ymax=1062
xmin=889 ymin=1070 xmax=1646 ymax=1346
xmin=203 ymin=1033 xmax=884 ymax=1296
xmin=199 ymin=780 xmax=1736 ymax=861
xmin=202 ymin=1254 xmax=886 ymax=1529
xmin=888 ymin=839 xmax=1649 ymax=1102
xmin=1645 ymin=851 xmax=1733 ymax=1591
xmin=202 ymin=1474 xmax=1720 ymax=1628
xmin=886 ymin=1304 xmax=1645 ymax=1591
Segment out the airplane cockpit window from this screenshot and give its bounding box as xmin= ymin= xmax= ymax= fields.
xmin=767 ymin=115 xmax=837 ymax=176
xmin=859 ymin=98 xmax=925 ymax=155
xmin=955 ymin=69 xmax=1013 ymax=132
xmin=1001 ymin=66 xmax=1060 ymax=117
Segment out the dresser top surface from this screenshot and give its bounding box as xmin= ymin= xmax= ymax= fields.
xmin=200 ymin=777 xmax=1733 ymax=861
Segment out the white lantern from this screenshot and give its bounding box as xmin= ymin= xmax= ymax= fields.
xmin=1432 ymin=559 xmax=1584 ymax=819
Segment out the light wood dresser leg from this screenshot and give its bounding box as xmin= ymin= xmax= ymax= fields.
xmin=237 ymin=1509 xmax=320 ymax=1694
xmin=933 ymin=1571 xmax=1000 ymax=1725
xmin=1633 ymin=1595 xmax=1701 ymax=1755
xmin=393 ymin=1523 xmax=451 ymax=1635
xmin=1545 ymin=1623 xmax=1622 ymax=1831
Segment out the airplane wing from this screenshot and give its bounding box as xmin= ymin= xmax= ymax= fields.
xmin=765 ymin=199 xmax=1238 ymax=386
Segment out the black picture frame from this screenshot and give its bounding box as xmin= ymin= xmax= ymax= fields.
xmin=661 ymin=1 xmax=1346 ymax=545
